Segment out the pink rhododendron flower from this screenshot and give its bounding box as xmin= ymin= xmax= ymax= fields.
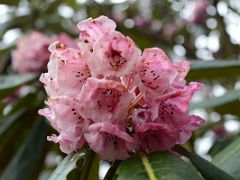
xmin=213 ymin=125 xmax=228 ymax=140
xmin=12 ymin=31 xmax=51 ymax=73
xmin=12 ymin=31 xmax=78 ymax=73
xmin=112 ymin=10 xmax=126 ymax=23
xmin=40 ymin=42 xmax=90 ymax=97
xmin=133 ymin=16 xmax=151 ymax=28
xmin=161 ymin=19 xmax=184 ymax=40
xmin=190 ymin=0 xmax=208 ymax=25
xmin=39 ymin=16 xmax=204 ymax=161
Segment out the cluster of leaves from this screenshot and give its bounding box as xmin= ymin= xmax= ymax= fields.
xmin=0 ymin=0 xmax=240 ymax=179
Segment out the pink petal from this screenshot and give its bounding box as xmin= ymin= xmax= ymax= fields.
xmin=85 ymin=122 xmax=137 ymax=161
xmin=55 ymin=33 xmax=79 ymax=49
xmin=47 ymin=134 xmax=85 ymax=154
xmin=56 ymin=55 xmax=91 ymax=97
xmin=77 ymin=16 xmax=116 ymax=52
xmin=172 ymin=60 xmax=190 ymax=88
xmin=155 ymin=100 xmax=204 ymax=144
xmin=39 ymin=97 xmax=86 ymax=153
xmin=138 ymin=48 xmax=177 ymax=97
xmin=177 ymin=115 xmax=204 ymax=144
xmin=134 ymin=123 xmax=177 ymax=152
xmin=78 ymin=77 xmax=133 ymax=123
xmin=88 ymin=31 xmax=139 ymax=77
xmin=166 ymin=82 xmax=203 ymax=112
xmin=40 ymin=42 xmax=90 ymax=97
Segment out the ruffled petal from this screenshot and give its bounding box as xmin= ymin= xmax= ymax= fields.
xmin=138 ymin=48 xmax=177 ymax=97
xmin=85 ymin=122 xmax=137 ymax=161
xmin=78 ymin=78 xmax=133 ymax=123
xmin=40 ymin=42 xmax=90 ymax=97
xmin=134 ymin=123 xmax=177 ymax=152
xmin=77 ymin=15 xmax=116 ymax=52
xmin=88 ymin=31 xmax=139 ymax=77
xmin=39 ymin=97 xmax=86 ymax=153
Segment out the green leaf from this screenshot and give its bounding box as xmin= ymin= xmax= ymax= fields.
xmin=116 ymin=152 xmax=203 ymax=180
xmin=193 ymin=120 xmax=224 ymax=138
xmin=0 ymin=45 xmax=14 ymax=73
xmin=190 ymin=60 xmax=240 ymax=70
xmin=0 ymin=74 xmax=37 ymax=99
xmin=104 ymin=160 xmax=121 ymax=180
xmin=0 ymin=108 xmax=37 ymax=174
xmin=0 ymin=15 xmax=32 ymax=37
xmin=190 ymin=89 xmax=240 ymax=110
xmin=190 ymin=89 xmax=240 ymax=116
xmin=188 ymin=60 xmax=240 ymax=80
xmin=49 ymin=150 xmax=86 ymax=180
xmin=43 ymin=0 xmax=65 ymax=13
xmin=0 ymin=102 xmax=4 ymax=118
xmin=0 ymin=0 xmax=21 ymax=5
xmin=208 ymin=137 xmax=235 ymax=157
xmin=0 ymin=44 xmax=15 ymax=55
xmin=212 ymin=136 xmax=240 ymax=179
xmin=0 ymin=109 xmax=26 ymax=138
xmin=0 ymin=119 xmax=49 ymax=180
xmin=78 ymin=150 xmax=99 ymax=180
xmin=84 ymin=154 xmax=100 ymax=180
xmin=173 ymin=145 xmax=235 ymax=180
xmin=7 ymin=92 xmax=42 ymax=115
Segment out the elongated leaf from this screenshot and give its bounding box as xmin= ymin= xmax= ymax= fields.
xmin=104 ymin=160 xmax=121 ymax=180
xmin=7 ymin=92 xmax=41 ymax=115
xmin=0 ymin=109 xmax=25 ymax=138
xmin=188 ymin=60 xmax=240 ymax=80
xmin=0 ymin=15 xmax=32 ymax=36
xmin=0 ymin=119 xmax=49 ymax=180
xmin=79 ymin=151 xmax=99 ymax=180
xmin=49 ymin=150 xmax=86 ymax=180
xmin=0 ymin=102 xmax=4 ymax=118
xmin=173 ymin=145 xmax=235 ymax=180
xmin=190 ymin=89 xmax=240 ymax=116
xmin=43 ymin=0 xmax=65 ymax=13
xmin=84 ymin=154 xmax=100 ymax=180
xmin=208 ymin=137 xmax=235 ymax=157
xmin=0 ymin=74 xmax=37 ymax=99
xmin=0 ymin=45 xmax=14 ymax=73
xmin=0 ymin=45 xmax=15 ymax=56
xmin=0 ymin=109 xmax=37 ymax=174
xmin=190 ymin=89 xmax=240 ymax=110
xmin=0 ymin=0 xmax=20 ymax=5
xmin=191 ymin=60 xmax=240 ymax=70
xmin=116 ymin=152 xmax=203 ymax=180
xmin=212 ymin=136 xmax=240 ymax=179
xmin=193 ymin=120 xmax=224 ymax=138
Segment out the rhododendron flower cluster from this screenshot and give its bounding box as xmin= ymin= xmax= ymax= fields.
xmin=190 ymin=0 xmax=208 ymax=24
xmin=39 ymin=16 xmax=204 ymax=161
xmin=12 ymin=31 xmax=77 ymax=73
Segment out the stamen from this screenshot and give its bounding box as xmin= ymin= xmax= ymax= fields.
xmin=128 ymin=92 xmax=144 ymax=112
xmin=126 ymin=77 xmax=133 ymax=89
